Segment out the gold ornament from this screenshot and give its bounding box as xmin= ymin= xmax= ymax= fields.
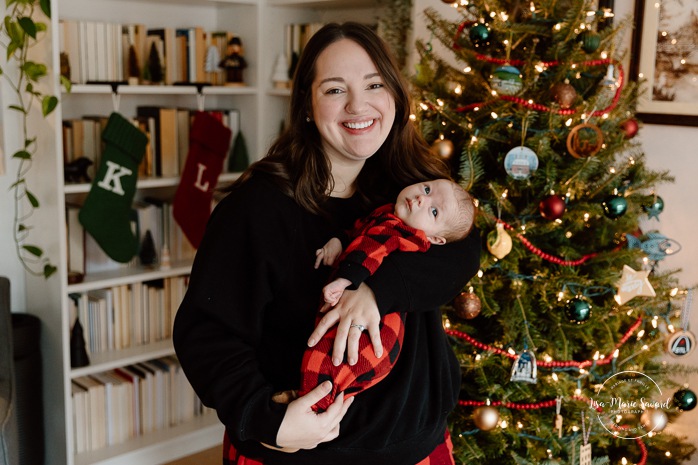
xmin=640 ymin=408 xmax=668 ymax=432
xmin=473 ymin=405 xmax=500 ymax=431
xmin=614 ymin=265 xmax=656 ymax=305
xmin=432 ymin=138 xmax=454 ymax=159
xmin=487 ymin=222 xmax=512 ymax=259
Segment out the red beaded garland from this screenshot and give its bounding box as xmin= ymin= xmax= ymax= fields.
xmin=445 ymin=317 xmax=642 ymax=369
xmin=450 ymin=55 xmax=624 ymax=117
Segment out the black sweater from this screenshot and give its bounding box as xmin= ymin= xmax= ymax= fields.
xmin=173 ymin=174 xmax=481 ymax=465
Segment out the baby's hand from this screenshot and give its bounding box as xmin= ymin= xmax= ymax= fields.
xmin=314 ymin=237 xmax=343 ymax=269
xmin=323 ymin=278 xmax=352 ymax=306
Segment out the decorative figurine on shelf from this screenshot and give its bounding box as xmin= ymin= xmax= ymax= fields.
xmin=70 ymin=316 xmax=90 ymax=368
xmin=219 ymin=36 xmax=247 ymax=86
xmin=64 ymin=157 xmax=93 ymax=183
xmin=272 ymin=53 xmax=290 ymax=89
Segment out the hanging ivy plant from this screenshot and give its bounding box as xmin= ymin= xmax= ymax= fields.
xmin=1 ymin=0 xmax=70 ymax=278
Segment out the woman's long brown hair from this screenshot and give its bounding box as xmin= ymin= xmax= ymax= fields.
xmin=231 ymin=22 xmax=450 ymax=215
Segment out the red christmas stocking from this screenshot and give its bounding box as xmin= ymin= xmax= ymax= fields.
xmin=173 ymin=111 xmax=232 ymax=248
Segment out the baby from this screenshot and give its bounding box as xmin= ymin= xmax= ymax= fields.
xmin=300 ymin=179 xmax=476 ymax=411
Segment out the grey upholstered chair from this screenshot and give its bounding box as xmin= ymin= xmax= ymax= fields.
xmin=0 ymin=277 xmax=19 ymax=465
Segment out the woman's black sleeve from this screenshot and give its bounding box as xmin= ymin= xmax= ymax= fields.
xmin=173 ymin=182 xmax=296 ymax=446
xmin=365 ymin=227 xmax=481 ymax=315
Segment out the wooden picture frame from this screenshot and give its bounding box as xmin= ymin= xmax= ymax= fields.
xmin=630 ymin=0 xmax=698 ymax=126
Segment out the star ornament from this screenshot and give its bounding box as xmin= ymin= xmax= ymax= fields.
xmin=614 ymin=265 xmax=656 ymax=305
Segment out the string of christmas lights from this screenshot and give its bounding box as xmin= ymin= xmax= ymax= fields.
xmin=445 ymin=316 xmax=643 ymax=368
xmin=456 ymin=396 xmax=648 ymax=465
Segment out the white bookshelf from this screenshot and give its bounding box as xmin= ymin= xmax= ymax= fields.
xmin=11 ymin=0 xmax=386 ymax=464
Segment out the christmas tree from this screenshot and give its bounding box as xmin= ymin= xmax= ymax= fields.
xmin=412 ymin=1 xmax=697 ymax=464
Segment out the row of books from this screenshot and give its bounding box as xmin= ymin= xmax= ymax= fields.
xmin=71 ymin=356 xmax=212 ymax=453
xmin=68 ymin=275 xmax=188 ymax=354
xmin=63 ymin=107 xmax=241 ymax=181
xmin=66 ymin=197 xmax=198 ymax=279
xmin=59 ymin=19 xmax=238 ymax=86
xmin=284 ymin=22 xmax=324 ymax=82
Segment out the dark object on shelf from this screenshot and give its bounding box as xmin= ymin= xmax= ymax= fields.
xmin=219 ymin=36 xmax=247 ymax=85
xmin=64 ymin=156 xmax=93 ymax=183
xmin=70 ymin=317 xmax=90 ymax=368
xmin=60 ymin=52 xmax=71 ymax=81
xmin=0 ymin=277 xmax=19 ymax=465
xmin=139 ymin=229 xmax=158 ymax=266
xmin=12 ymin=312 xmax=45 ymax=465
xmin=228 ymin=131 xmax=249 ymax=172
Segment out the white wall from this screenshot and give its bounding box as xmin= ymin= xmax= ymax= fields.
xmin=0 ymin=57 xmax=28 ymax=313
xmin=640 ymin=124 xmax=698 ymax=458
xmin=410 ymin=0 xmax=698 ymax=459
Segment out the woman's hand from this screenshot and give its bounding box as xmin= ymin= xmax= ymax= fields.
xmin=271 ymin=381 xmax=354 ymax=452
xmin=307 ymin=283 xmax=383 ymax=366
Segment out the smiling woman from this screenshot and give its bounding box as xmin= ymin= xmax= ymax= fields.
xmin=173 ymin=22 xmax=481 ymax=465
xmin=310 ymin=38 xmax=396 ymax=196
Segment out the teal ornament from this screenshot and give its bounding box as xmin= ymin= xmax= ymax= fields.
xmin=469 ymin=24 xmax=491 ymax=48
xmin=490 ymin=65 xmax=523 ymax=95
xmin=579 ymin=30 xmax=601 ymax=53
xmin=626 ymin=232 xmax=681 ymax=262
xmin=673 ymin=388 xmax=697 ymax=411
xmin=602 ymin=195 xmax=628 ymax=219
xmin=564 ymin=297 xmax=592 ymax=324
xmin=643 ymin=196 xmax=664 ymax=220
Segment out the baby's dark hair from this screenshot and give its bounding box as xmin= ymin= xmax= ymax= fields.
xmin=442 ymin=182 xmax=477 ymax=243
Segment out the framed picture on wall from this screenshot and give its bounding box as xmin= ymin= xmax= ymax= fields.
xmin=630 ymin=0 xmax=698 ymax=126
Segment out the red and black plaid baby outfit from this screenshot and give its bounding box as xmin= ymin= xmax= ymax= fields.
xmin=299 ymin=203 xmax=431 ymax=411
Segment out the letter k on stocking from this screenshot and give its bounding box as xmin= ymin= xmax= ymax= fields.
xmin=79 ymin=112 xmax=148 ymax=263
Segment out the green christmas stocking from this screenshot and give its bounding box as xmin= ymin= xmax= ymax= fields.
xmin=79 ymin=112 xmax=148 ymax=263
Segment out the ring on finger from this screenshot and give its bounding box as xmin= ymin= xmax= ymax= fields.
xmin=350 ymin=323 xmax=366 ymax=332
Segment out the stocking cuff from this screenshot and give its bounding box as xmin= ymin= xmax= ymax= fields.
xmin=190 ymin=111 xmax=233 ymax=155
xmin=102 ymin=112 xmax=148 ymax=163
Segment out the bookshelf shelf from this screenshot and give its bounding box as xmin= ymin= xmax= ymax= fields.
xmin=74 ymin=414 xmax=223 ymax=465
xmin=67 ymin=261 xmax=192 ymax=293
xmin=267 ymin=87 xmax=291 ymax=97
xmin=70 ymin=339 xmax=176 ymax=378
xmin=63 ymin=172 xmax=241 ymax=194
xmin=66 ymin=84 xmax=258 ymax=96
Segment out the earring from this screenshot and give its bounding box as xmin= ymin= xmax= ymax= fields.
xmin=306 ymin=116 xmax=311 ymax=122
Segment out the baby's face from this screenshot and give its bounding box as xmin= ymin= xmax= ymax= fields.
xmin=394 ymin=179 xmax=459 ymax=241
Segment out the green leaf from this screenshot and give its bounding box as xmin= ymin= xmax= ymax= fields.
xmin=12 ymin=150 xmax=31 ymax=159
xmin=43 ymin=264 xmax=57 ymax=279
xmin=8 ymin=104 xmax=26 ymax=113
xmin=39 ymin=0 xmax=51 ymax=18
xmin=22 ymin=245 xmax=42 ymax=257
xmin=42 ymin=95 xmax=58 ymax=116
xmin=35 ymin=22 xmax=47 ymax=33
xmin=6 ymin=19 xmax=25 ymax=47
xmin=60 ymin=75 xmax=71 ymax=93
xmin=22 ymin=61 xmax=47 ymax=80
xmin=6 ymin=41 xmax=19 ymax=59
xmin=17 ymin=224 xmax=27 ymax=232
xmin=18 ymin=16 xmax=36 ymax=39
xmin=9 ymin=178 xmax=25 ymax=189
xmin=26 ymin=190 xmax=39 ymax=207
